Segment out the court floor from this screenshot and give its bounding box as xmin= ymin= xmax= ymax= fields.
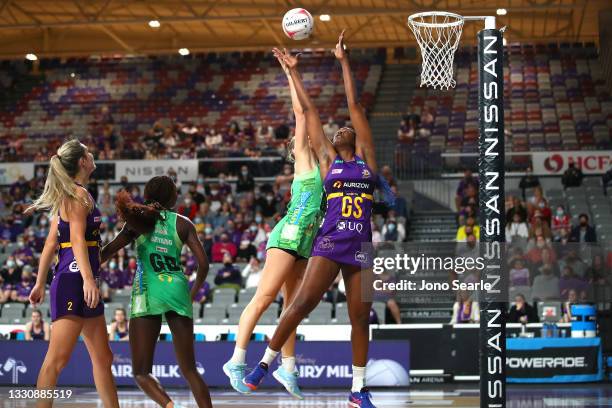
xmin=1 ymin=384 xmax=611 ymax=407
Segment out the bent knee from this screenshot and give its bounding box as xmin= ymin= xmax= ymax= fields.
xmin=249 ymin=293 xmax=276 ymax=314
xmin=92 ymin=348 xmax=114 ymax=369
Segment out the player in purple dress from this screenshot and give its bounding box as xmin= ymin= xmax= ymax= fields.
xmin=27 ymin=139 xmax=119 ymax=408
xmin=244 ymin=32 xmax=380 ymax=407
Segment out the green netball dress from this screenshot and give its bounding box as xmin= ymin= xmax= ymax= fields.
xmin=266 ymin=165 xmax=324 ymax=258
xmin=130 ymin=210 xmax=192 ymax=319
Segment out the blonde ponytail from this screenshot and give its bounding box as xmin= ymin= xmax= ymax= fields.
xmin=27 ymin=139 xmax=87 ymax=215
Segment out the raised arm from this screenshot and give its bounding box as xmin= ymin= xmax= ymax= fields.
xmin=101 ymin=223 xmax=137 ymax=264
xmin=273 ymin=48 xmax=336 ymax=176
xmin=335 ymin=30 xmax=377 ymax=173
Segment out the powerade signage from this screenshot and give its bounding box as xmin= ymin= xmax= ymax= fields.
xmin=507 ymin=338 xmax=603 ymax=383
xmin=0 ymin=340 xmax=409 ymax=387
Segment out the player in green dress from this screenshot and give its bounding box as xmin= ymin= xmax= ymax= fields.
xmin=101 ymin=176 xmax=212 ymax=408
xmin=223 ymin=53 xmax=323 ymax=398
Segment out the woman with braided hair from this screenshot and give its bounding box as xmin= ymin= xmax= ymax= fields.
xmin=101 ymin=175 xmax=213 ymax=408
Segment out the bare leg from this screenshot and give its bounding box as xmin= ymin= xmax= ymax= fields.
xmin=280 ymin=258 xmax=307 ymax=359
xmin=129 ymin=315 xmax=172 ymax=407
xmin=166 ymin=312 xmax=212 ymax=408
xmin=342 ymin=266 xmax=372 ymax=367
xmin=81 ymin=315 xmax=120 ymax=408
xmin=269 ymin=256 xmax=340 ymax=351
xmin=386 ymin=299 xmax=402 ymax=324
xmin=36 ymin=316 xmax=82 ymax=408
xmin=235 ymin=249 xmax=297 ymax=350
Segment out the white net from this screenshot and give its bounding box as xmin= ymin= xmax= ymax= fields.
xmin=408 ymin=12 xmax=464 ymax=90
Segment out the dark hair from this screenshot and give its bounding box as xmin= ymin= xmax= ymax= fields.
xmin=115 ymin=176 xmax=177 ymax=235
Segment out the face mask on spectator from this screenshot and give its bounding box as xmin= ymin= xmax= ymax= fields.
xmin=250 ymin=225 xmax=258 ymax=232
xmin=211 ymin=189 xmax=219 ymax=196
xmin=255 ymin=216 xmax=263 ymax=224
xmin=241 ymin=170 xmax=248 ymax=177
xmin=538 ymin=201 xmax=545 ymax=208
xmin=109 ymin=261 xmax=117 ymax=269
xmin=266 ymin=195 xmax=274 ymax=202
xmin=388 ymin=223 xmax=396 ymax=232
xmin=194 ymin=218 xmax=202 ymax=225
xmin=101 ymin=216 xmax=109 ymax=224
xmin=197 ymin=177 xmax=204 ymax=184
xmin=556 ymin=208 xmax=564 ymax=216
xmin=40 ymin=218 xmax=48 ymax=226
xmin=6 ymin=260 xmax=15 ymax=268
xmin=227 ymin=197 xmax=233 ymax=204
xmin=205 ymin=227 xmax=213 ymax=234
xmin=196 ymin=186 xmax=205 ymax=194
xmin=17 ymin=241 xmax=25 ymax=248
xmin=184 ymin=198 xmax=192 ymax=205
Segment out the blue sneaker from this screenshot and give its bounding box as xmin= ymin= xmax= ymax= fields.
xmin=243 ymin=362 xmax=269 ymax=391
xmin=272 ymin=366 xmax=304 ymax=399
xmin=348 ymin=387 xmax=376 ymax=407
xmin=222 ymin=360 xmax=251 ymax=394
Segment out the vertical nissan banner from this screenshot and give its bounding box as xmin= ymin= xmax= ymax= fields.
xmin=478 ymin=28 xmax=506 ymax=408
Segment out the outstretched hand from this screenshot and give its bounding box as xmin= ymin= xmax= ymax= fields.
xmin=334 ymin=29 xmax=347 ymax=60
xmin=272 ymin=48 xmax=300 ymax=70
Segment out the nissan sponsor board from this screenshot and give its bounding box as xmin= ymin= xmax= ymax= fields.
xmin=114 ymin=159 xmax=199 ymax=183
xmin=532 ymin=151 xmax=612 ymax=176
xmin=507 ymin=337 xmax=603 ymax=383
xmin=0 ymin=340 xmax=409 ymax=387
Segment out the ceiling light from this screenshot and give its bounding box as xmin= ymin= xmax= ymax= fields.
xmin=320 ymin=14 xmax=331 ymax=22
xmin=496 ymin=8 xmax=507 ymax=16
xmin=149 ymin=20 xmax=160 ymax=28
xmin=178 ymin=48 xmax=190 ymax=56
xmin=70 ymin=72 xmax=76 ymax=78
xmin=25 ymin=53 xmax=37 ymax=61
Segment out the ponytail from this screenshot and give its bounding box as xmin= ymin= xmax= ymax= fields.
xmin=27 ymin=139 xmax=88 ymax=215
xmin=115 ymin=190 xmax=162 ymax=235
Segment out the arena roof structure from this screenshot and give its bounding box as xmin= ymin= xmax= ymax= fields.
xmin=0 ymin=0 xmax=608 ymax=59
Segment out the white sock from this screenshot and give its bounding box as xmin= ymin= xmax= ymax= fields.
xmin=261 ymin=347 xmax=279 ymax=366
xmin=352 ymin=365 xmax=366 ymax=393
xmin=282 ymin=356 xmax=296 ymax=372
xmin=231 ymin=347 xmax=246 ymax=364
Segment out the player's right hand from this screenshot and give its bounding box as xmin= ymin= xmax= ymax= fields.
xmin=29 ymin=284 xmax=45 ymax=305
xmin=83 ymin=278 xmax=100 ymax=309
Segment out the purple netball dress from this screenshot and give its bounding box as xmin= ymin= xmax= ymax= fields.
xmin=311 ymin=155 xmax=377 ymax=268
xmin=50 ymin=185 xmax=104 ymax=321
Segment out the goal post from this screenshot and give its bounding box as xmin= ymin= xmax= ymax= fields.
xmin=408 ymin=12 xmax=507 ymax=408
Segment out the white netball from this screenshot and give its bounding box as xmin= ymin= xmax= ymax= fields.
xmin=282 ymin=8 xmax=314 ymax=40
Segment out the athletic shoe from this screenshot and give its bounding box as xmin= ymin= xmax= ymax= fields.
xmin=243 ymin=362 xmax=269 ymax=391
xmin=272 ymin=366 xmax=304 ymax=399
xmin=222 ymin=360 xmax=251 ymax=394
xmin=348 ymin=387 xmax=376 ymax=408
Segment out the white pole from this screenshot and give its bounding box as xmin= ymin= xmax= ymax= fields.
xmin=485 ymin=16 xmax=496 ymax=29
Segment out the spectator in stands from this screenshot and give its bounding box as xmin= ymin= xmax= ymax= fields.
xmin=506 ymin=196 xmax=528 ymax=223
xmin=509 ymin=259 xmax=530 ymax=287
xmin=560 ymin=289 xmax=579 ymax=323
xmin=587 ymin=254 xmax=610 ymax=285
xmin=456 ymin=216 xmax=480 ymax=242
xmin=130 ymin=186 xmax=144 ymax=205
xmin=1 ymin=256 xmax=22 ymax=286
xmin=455 ymin=169 xmax=478 ymax=211
xmin=527 ymin=187 xmax=551 ymax=223
xmin=381 ymin=213 xmax=405 ymax=242
xmin=0 ymin=274 xmax=11 ymax=304
xmin=144 ymin=121 xmax=164 ymax=149
xmin=237 ymin=165 xmax=255 ymax=193
xmin=124 ymin=257 xmax=138 ymax=287
xmin=177 ymin=193 xmax=198 ymax=220
xmin=190 ymin=276 xmax=210 ymax=307
xmin=12 ymin=236 xmax=34 ymax=266
xmin=450 ymin=290 xmax=479 ymax=323
xmin=108 ymin=308 xmax=129 ymax=341
xmin=214 ymin=253 xmax=242 ymax=292
xmin=518 ymin=166 xmax=541 ymax=200
xmin=531 ymin=265 xmax=560 ymax=301
xmin=211 ymin=233 xmax=238 ymax=262
xmin=559 ymin=266 xmax=588 ymax=300
xmin=559 ymin=249 xmax=587 ymax=279
xmin=390 ymin=185 xmax=409 ymax=223
xmin=507 ymin=294 xmax=539 ymax=324
xmin=569 ymin=213 xmax=596 ymax=243
xmin=217 ymin=173 xmax=232 ymax=197
xmin=551 ymin=205 xmax=570 ymax=239
xmin=396 ymin=118 xmax=414 ymax=144
xmin=274 ymin=121 xmax=290 ymax=141
xmin=506 ymin=212 xmax=529 ymax=244
xmin=258 ymin=190 xmax=278 ymax=218
xmin=25 ymin=309 xmax=50 ymax=341
xmin=101 ymin=260 xmax=124 ymax=302
xmin=380 ymin=165 xmax=397 ymax=188
xmin=527 ymin=237 xmax=556 ymax=266
xmin=528 ymin=211 xmax=553 ymax=242
xmin=242 ymin=257 xmax=262 ymax=289
xmin=12 ymin=268 xmax=34 ymax=303
xmin=161 ymin=127 xmax=177 ymax=148
xmin=603 ymin=166 xmax=612 ymax=195
xmin=237 ymin=239 xmax=257 ymax=263
xmin=561 ymin=163 xmax=584 ymax=189
xmin=256 ymin=120 xmax=274 ymax=144
xmin=205 ymin=128 xmax=223 ymax=149
xmin=323 ymin=117 xmax=340 ymax=139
